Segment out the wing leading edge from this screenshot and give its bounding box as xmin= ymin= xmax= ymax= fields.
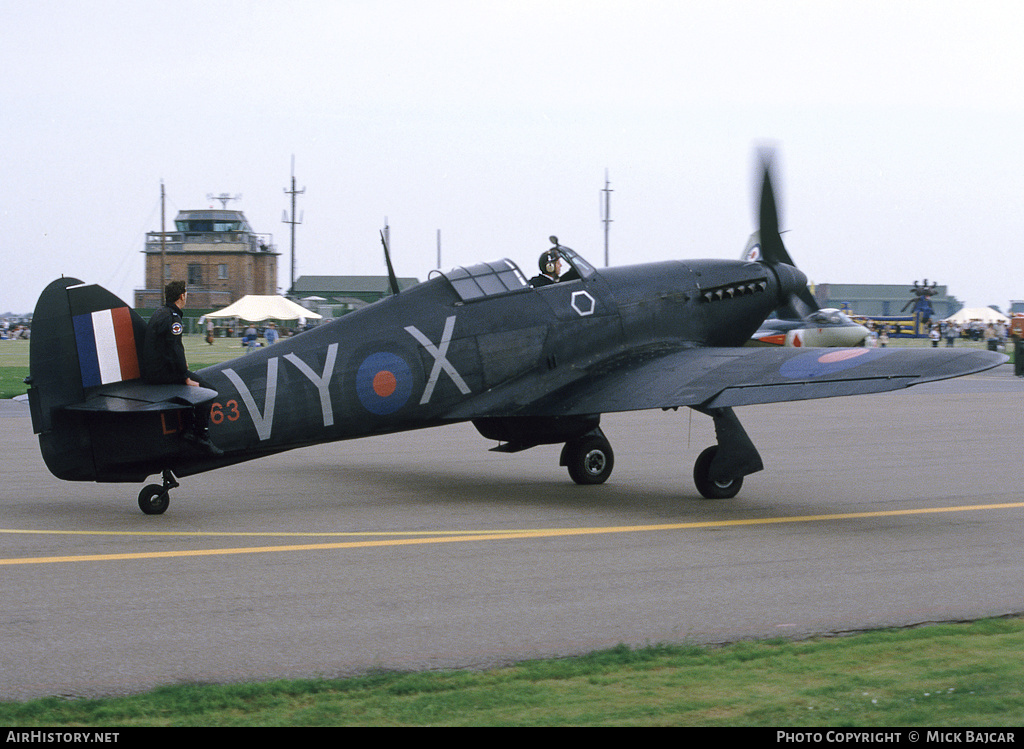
xmin=463 ymin=346 xmax=1007 ymax=418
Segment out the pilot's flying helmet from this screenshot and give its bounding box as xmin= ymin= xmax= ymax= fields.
xmin=539 ymin=249 xmax=561 ymax=275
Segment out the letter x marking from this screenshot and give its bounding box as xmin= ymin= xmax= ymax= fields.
xmin=404 ymin=315 xmax=471 ymax=404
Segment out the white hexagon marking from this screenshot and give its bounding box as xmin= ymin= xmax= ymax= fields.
xmin=571 ymin=290 xmax=596 ymax=317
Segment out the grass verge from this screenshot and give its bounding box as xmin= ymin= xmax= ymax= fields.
xmin=1 ymin=618 xmax=1022 ymax=726
xmin=0 ymin=338 xmax=249 ymax=399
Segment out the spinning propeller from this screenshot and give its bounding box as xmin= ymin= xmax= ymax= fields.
xmin=751 ymin=150 xmax=818 ymax=320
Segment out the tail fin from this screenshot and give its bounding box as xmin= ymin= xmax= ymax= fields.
xmin=28 ymin=278 xmax=145 ymax=435
xmin=740 ymin=231 xmax=762 ymax=263
xmin=27 ymin=279 xmax=147 ymax=481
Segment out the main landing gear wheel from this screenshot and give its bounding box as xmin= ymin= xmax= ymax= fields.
xmin=563 ymin=434 xmax=614 ymax=485
xmin=693 ymin=446 xmax=743 ymax=499
xmin=138 ymin=469 xmax=179 ymax=515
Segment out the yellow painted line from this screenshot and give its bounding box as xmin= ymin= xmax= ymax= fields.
xmin=0 ymin=528 xmax=531 ymax=538
xmin=1 ymin=501 xmax=1022 ymax=566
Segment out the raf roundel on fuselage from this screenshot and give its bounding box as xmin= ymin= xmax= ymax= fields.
xmin=356 ymin=352 xmax=414 ymax=415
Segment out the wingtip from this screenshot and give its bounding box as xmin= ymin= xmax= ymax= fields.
xmin=919 ymin=348 xmax=1009 ymax=382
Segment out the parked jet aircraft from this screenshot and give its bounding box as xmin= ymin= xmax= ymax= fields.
xmin=749 ymin=309 xmax=871 ymax=347
xmin=26 ymin=153 xmax=1005 ymax=514
xmin=740 ymin=233 xmax=870 ymax=347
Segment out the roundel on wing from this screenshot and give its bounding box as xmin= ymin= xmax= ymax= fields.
xmin=356 ymin=352 xmax=413 ymax=414
xmin=779 ymin=347 xmax=890 ymax=379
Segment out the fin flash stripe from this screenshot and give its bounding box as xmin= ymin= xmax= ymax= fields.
xmin=72 ymin=307 xmax=140 ymax=388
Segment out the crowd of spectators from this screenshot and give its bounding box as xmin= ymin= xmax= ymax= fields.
xmin=867 ymin=317 xmax=1015 ymax=349
xmin=0 ymin=319 xmax=29 ymax=339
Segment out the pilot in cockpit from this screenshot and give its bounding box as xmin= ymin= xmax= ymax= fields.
xmin=529 ymin=249 xmax=563 ymax=287
xmin=530 ymin=238 xmax=589 ymax=287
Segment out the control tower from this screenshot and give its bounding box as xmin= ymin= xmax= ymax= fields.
xmin=134 ymin=203 xmax=279 ymax=309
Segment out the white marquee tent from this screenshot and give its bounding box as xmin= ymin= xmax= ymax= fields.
xmin=943 ymin=307 xmax=1009 ymax=324
xmin=203 ymin=295 xmax=323 ymax=322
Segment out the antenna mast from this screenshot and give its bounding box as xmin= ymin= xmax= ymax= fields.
xmin=282 ymin=155 xmax=305 ymax=295
xmin=600 ymin=169 xmax=613 ymax=267
xmin=160 ymin=181 xmax=166 ymax=289
xmin=207 ymin=192 xmax=241 ymax=209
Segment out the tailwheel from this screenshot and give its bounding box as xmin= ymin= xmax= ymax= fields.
xmin=138 ymin=485 xmax=169 ymax=515
xmin=562 ymin=433 xmax=614 ymax=485
xmin=138 ymin=470 xmax=179 ymax=515
xmin=693 ymin=446 xmax=743 ymax=499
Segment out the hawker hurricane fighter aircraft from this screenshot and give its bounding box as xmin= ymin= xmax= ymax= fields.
xmin=26 ymin=153 xmax=1005 ymax=514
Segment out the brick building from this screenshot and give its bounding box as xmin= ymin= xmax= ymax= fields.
xmin=134 ymin=208 xmax=278 ymax=309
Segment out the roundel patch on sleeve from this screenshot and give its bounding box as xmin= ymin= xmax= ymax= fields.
xmin=356 ymin=352 xmax=413 ymax=414
xmin=171 ymin=322 xmax=183 ymax=335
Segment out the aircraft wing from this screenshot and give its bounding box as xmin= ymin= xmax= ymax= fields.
xmin=459 ymin=346 xmax=1006 ymax=418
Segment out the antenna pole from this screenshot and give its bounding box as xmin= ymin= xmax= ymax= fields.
xmin=207 ymin=193 xmax=241 ymax=209
xmin=601 ymin=169 xmax=613 ymax=267
xmin=160 ymin=181 xmax=166 ymax=291
xmin=381 ymin=225 xmax=400 ymax=296
xmin=437 ymin=229 xmax=441 ymax=269
xmin=282 ymin=155 xmax=305 ymax=295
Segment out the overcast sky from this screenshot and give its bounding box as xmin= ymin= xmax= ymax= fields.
xmin=3 ymin=0 xmax=1022 ymax=315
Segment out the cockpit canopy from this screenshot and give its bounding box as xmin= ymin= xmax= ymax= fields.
xmin=808 ymin=309 xmax=854 ymax=326
xmin=439 ymin=245 xmax=597 ymax=302
xmin=441 ymin=259 xmax=529 ymax=301
xmin=552 ymin=246 xmax=597 ymax=281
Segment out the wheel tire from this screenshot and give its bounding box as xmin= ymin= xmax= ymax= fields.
xmin=138 ymin=484 xmax=170 ymax=515
xmin=693 ymin=446 xmax=743 ymax=499
xmin=564 ymin=435 xmax=614 ymax=485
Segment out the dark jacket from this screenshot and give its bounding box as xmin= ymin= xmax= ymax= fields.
xmin=142 ymin=303 xmax=194 ymax=385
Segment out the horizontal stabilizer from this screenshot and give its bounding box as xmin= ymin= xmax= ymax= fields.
xmin=64 ymin=381 xmax=218 ymax=413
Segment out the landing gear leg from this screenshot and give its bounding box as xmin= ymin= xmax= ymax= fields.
xmin=138 ymin=469 xmax=179 ymax=515
xmin=691 ymin=407 xmax=763 ymax=499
